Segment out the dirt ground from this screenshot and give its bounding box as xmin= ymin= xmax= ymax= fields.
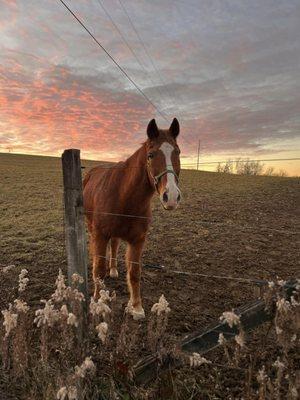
xmin=1 ymin=152 xmax=299 ymax=328
xmin=0 ymin=152 xmax=299 ymax=395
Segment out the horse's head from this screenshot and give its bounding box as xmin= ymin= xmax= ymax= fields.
xmin=146 ymin=118 xmax=181 ymax=210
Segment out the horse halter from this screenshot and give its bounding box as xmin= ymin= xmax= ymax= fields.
xmin=147 ymin=159 xmax=179 ymax=193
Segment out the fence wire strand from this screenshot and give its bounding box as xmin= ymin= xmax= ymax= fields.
xmin=92 ymin=254 xmax=294 ymax=287
xmin=84 ymin=209 xmax=299 ymax=235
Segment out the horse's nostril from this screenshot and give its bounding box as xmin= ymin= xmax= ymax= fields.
xmin=177 ymin=193 xmax=181 ymax=202
xmin=163 ymin=192 xmax=168 ymax=203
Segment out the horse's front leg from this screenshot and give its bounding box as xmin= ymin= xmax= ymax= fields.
xmin=109 ymin=237 xmax=120 ymax=278
xmin=126 ymin=238 xmax=145 ymax=320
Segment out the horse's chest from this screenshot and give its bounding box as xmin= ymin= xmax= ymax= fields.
xmin=97 ymin=215 xmax=148 ymax=241
xmin=114 ymin=218 xmax=149 ymax=240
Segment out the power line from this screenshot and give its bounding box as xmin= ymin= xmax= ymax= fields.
xmin=58 ymin=0 xmax=168 ymax=121
xmin=96 ymin=0 xmax=167 ymax=104
xmin=81 ymin=157 xmax=300 ymax=168
xmin=79 ymin=156 xmax=300 ymax=170
xmin=118 ymin=0 xmax=176 ymax=106
xmin=8 ymin=157 xmax=299 ymax=170
xmin=181 ymin=157 xmax=300 ymax=167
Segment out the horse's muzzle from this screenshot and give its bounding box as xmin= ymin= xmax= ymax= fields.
xmin=160 ymin=189 xmax=181 ymax=210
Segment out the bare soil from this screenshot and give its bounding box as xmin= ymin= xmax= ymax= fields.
xmin=0 ymin=152 xmax=299 ymax=398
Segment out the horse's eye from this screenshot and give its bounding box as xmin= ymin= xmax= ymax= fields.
xmin=148 ymin=153 xmax=154 ymax=159
xmin=175 ymin=148 xmax=180 ymax=155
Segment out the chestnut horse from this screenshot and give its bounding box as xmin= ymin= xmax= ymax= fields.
xmin=83 ymin=118 xmax=181 ymax=319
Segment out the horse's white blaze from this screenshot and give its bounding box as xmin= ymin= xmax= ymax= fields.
xmin=160 ymin=142 xmax=180 ymax=208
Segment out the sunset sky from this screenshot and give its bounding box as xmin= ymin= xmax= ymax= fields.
xmin=0 ymin=0 xmax=299 ymax=175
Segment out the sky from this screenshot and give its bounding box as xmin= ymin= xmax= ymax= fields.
xmin=0 ymin=0 xmax=300 ymax=175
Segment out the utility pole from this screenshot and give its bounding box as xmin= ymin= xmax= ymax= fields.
xmin=196 ymin=139 xmax=200 ymax=170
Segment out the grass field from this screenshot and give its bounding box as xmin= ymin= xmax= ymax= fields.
xmin=0 ymin=152 xmax=299 ymax=398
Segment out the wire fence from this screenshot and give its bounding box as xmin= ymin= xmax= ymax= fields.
xmin=2 ymin=153 xmax=299 ymax=293
xmin=84 ymin=209 xmax=298 ymax=235
xmin=80 ymin=151 xmax=299 ymax=288
xmin=92 ymin=254 xmax=273 ymax=287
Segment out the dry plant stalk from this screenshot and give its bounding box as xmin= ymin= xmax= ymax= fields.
xmin=147 ymin=295 xmax=171 ymax=355
xmin=1 ymin=269 xmax=30 ymax=374
xmin=1 ymin=269 xmax=299 ymax=400
xmin=219 ymin=309 xmax=246 ymax=367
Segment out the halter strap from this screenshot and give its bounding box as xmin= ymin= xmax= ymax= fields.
xmin=153 ymin=169 xmax=179 ymax=185
xmin=148 ymin=165 xmax=179 ymax=193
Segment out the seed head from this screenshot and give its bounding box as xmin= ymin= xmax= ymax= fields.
xmin=56 ymin=387 xmax=68 ymax=400
xmin=273 ymin=357 xmax=285 ymax=370
xmin=151 ymin=295 xmax=171 ymax=315
xmin=276 ymin=298 xmax=290 ymax=313
xmin=71 ymin=273 xmax=84 ymax=285
xmin=60 ymin=305 xmax=69 ymax=317
xmin=2 ymin=304 xmax=18 ymax=337
xmin=74 ymin=357 xmax=96 ymax=378
xmin=218 ymin=333 xmax=226 ymax=345
xmin=96 ymin=322 xmax=108 ymax=343
xmin=14 ymin=299 xmax=29 ymax=313
xmin=68 ymin=386 xmax=78 ymax=400
xmin=34 ymin=300 xmax=59 ymax=327
xmin=189 ymin=352 xmax=210 ymax=367
xmin=235 ymin=331 xmax=245 ymax=347
xmin=220 ymin=311 xmax=240 ymax=328
xmin=67 ymin=313 xmax=78 ymax=327
xmin=257 ymin=366 xmax=267 ymax=383
xmin=2 ymin=265 xmax=15 ymax=273
xmin=52 ymin=270 xmax=68 ymax=302
xmin=18 ymin=269 xmax=29 ymax=292
xmin=89 ymin=298 xmax=111 ymax=318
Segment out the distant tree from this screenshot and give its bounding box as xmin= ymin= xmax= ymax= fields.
xmin=264 ymin=167 xmax=288 ymax=177
xmin=264 ymin=166 xmax=275 ymax=176
xmin=235 ymin=159 xmax=264 ymax=176
xmin=216 ymin=158 xmax=288 ymax=177
xmin=276 ymin=169 xmax=287 ymax=177
xmin=216 ymin=160 xmax=233 ymax=173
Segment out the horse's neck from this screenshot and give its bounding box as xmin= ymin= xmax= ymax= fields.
xmin=122 ymin=144 xmax=154 ymax=205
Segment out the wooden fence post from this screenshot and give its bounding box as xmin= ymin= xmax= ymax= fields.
xmin=62 ymin=149 xmax=89 ymax=304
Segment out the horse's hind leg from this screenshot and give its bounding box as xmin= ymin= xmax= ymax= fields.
xmin=109 ymin=238 xmax=120 ymax=278
xmin=91 ymin=230 xmax=109 ymax=299
xmin=125 ymin=238 xmax=145 ymax=320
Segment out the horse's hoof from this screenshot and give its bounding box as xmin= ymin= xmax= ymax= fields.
xmin=110 ymin=269 xmax=118 ymax=278
xmin=132 ymin=308 xmax=145 ymax=320
xmin=126 ymin=302 xmax=145 ymax=320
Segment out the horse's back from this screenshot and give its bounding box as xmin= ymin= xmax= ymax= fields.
xmin=83 ymin=165 xmax=106 ymax=190
xmin=83 ymin=163 xmax=124 ymax=217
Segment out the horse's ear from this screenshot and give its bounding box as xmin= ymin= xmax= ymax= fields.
xmin=147 ymin=119 xmax=159 ymax=139
xmin=169 ymin=118 xmax=180 ymax=138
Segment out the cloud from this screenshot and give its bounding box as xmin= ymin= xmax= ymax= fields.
xmin=0 ymin=0 xmax=300 ymax=165
xmin=0 ymin=51 xmax=154 ymax=158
